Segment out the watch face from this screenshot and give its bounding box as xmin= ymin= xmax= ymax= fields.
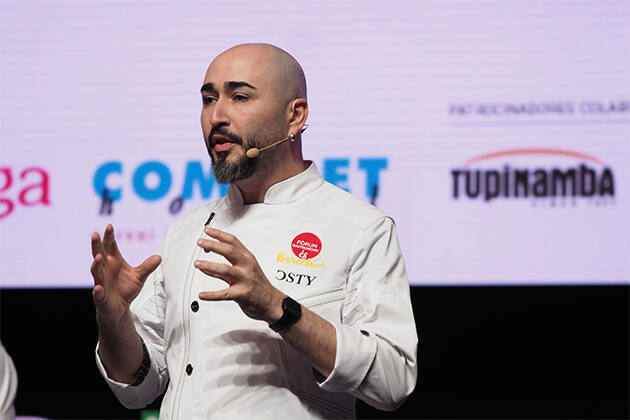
xmin=283 ymin=296 xmax=302 ymax=318
xmin=271 ymin=297 xmax=302 ymax=332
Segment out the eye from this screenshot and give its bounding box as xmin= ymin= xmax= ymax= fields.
xmin=202 ymin=96 xmax=217 ymax=105
xmin=233 ymin=94 xmax=249 ymax=102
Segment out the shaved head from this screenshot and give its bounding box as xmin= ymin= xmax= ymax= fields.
xmin=209 ymin=43 xmax=307 ymax=104
xmin=200 ymin=43 xmax=309 ymax=187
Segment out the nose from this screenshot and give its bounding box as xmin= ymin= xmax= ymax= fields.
xmin=207 ymin=97 xmax=230 ymax=128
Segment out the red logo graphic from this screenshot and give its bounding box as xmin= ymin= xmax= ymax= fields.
xmin=291 ymin=232 xmax=322 ymax=260
xmin=0 ymin=167 xmax=51 ymax=220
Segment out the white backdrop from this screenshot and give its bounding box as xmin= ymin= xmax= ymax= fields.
xmin=1 ymin=1 xmax=628 ymax=287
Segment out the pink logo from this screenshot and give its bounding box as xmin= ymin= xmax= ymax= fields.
xmin=0 ymin=167 xmax=51 ymax=220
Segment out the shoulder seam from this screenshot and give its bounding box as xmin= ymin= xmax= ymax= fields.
xmin=304 ymin=182 xmax=388 ymax=230
xmin=343 ymin=215 xmax=393 ymax=277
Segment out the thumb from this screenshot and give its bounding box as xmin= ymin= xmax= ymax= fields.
xmin=137 ymin=255 xmax=162 ymax=281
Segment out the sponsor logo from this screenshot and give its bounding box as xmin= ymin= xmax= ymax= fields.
xmin=0 ymin=166 xmax=51 ymax=220
xmin=291 ymin=232 xmax=322 ymax=259
xmin=274 ymin=269 xmax=316 ymax=286
xmin=93 ymin=160 xmax=229 ymax=215
xmin=451 ymin=148 xmax=615 ymax=205
xmin=448 ymin=100 xmax=630 ymax=117
xmin=323 ymin=157 xmax=388 ymax=205
xmin=277 ymin=253 xmax=325 ymax=269
xmin=93 ymin=157 xmax=389 ymax=216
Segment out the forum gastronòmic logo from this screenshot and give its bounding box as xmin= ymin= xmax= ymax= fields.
xmin=450 ymin=148 xmax=615 ymax=206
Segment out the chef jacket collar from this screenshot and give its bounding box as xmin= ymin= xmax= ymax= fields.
xmin=223 ymin=161 xmax=323 ymax=206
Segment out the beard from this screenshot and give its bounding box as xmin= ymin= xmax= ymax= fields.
xmin=212 ymin=149 xmax=254 ymax=184
xmin=206 ymin=124 xmax=280 ymax=184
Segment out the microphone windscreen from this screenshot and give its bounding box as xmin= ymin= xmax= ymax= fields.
xmin=246 ymin=148 xmax=259 ymax=158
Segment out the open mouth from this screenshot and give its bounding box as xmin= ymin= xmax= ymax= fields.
xmin=212 ymin=134 xmax=237 ymax=152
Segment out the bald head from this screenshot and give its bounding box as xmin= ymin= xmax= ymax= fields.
xmin=200 ymin=43 xmax=310 ymax=191
xmin=209 ymin=43 xmax=307 ymax=104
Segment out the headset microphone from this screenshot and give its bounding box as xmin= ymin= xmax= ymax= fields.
xmin=245 ymin=124 xmax=308 ymax=159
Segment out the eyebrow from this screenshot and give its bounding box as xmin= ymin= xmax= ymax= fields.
xmin=200 ymin=81 xmax=257 ymax=93
xmin=200 ymin=82 xmax=215 ymax=93
xmin=226 ymin=81 xmax=256 ymax=91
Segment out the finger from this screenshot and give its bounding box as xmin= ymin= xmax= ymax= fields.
xmin=204 ymin=227 xmax=246 ymax=250
xmin=90 ymin=253 xmax=104 ymax=284
xmin=92 ymin=284 xmax=106 ymax=306
xmin=102 ymin=224 xmax=119 ymax=256
xmin=197 ymin=238 xmax=242 ymax=265
xmin=136 ymin=255 xmax=162 ymax=281
xmin=198 ymin=288 xmax=232 ymax=301
xmin=194 ymin=260 xmax=238 ymax=284
xmin=91 ymin=232 xmax=104 ymax=258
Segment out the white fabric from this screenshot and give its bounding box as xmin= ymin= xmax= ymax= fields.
xmin=96 ymin=163 xmax=417 ymax=419
xmin=0 ymin=342 xmax=17 ymax=420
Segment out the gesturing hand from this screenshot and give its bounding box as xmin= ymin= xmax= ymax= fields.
xmin=90 ymin=224 xmax=162 ymax=323
xmin=195 ymin=227 xmax=284 ymax=324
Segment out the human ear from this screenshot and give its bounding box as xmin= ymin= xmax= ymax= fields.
xmin=288 ymin=98 xmax=308 ymax=136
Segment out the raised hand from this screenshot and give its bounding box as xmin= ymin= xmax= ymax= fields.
xmin=90 ymin=224 xmax=162 ymax=323
xmin=195 ymin=227 xmax=284 ymax=324
xmin=195 ymin=227 xmax=336 ymax=377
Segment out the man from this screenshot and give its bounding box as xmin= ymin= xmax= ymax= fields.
xmin=93 ymin=43 xmax=417 ymax=419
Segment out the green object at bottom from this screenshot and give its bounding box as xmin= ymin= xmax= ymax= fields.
xmin=140 ymin=410 xmax=160 ymax=420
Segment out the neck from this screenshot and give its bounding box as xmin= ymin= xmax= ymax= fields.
xmin=235 ymin=142 xmax=308 ymax=204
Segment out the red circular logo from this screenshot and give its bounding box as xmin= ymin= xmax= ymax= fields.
xmin=291 ymin=232 xmax=322 ymax=260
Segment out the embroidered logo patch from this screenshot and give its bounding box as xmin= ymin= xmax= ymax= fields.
xmin=291 ymin=232 xmax=322 ymax=260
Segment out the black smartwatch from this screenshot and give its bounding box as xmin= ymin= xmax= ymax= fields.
xmin=269 ymin=296 xmax=302 ymax=332
xmin=131 ymin=338 xmax=151 ymax=386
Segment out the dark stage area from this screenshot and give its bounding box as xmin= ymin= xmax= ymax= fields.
xmin=1 ymin=286 xmax=628 ymax=419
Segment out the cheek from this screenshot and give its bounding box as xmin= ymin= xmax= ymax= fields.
xmin=251 ymin=110 xmax=284 ymax=135
xmin=200 ymin=113 xmax=211 ymax=135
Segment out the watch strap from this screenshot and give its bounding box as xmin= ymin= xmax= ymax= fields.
xmin=270 ymin=296 xmax=302 ymax=333
xmin=131 ymin=338 xmax=151 ymax=386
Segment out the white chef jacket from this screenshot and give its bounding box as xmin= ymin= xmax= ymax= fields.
xmin=0 ymin=341 xmax=17 ymax=420
xmin=96 ymin=163 xmax=417 ymax=419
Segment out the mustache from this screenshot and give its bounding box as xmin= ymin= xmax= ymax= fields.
xmin=209 ymin=126 xmax=243 ymax=146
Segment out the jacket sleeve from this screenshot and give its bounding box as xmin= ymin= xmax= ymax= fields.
xmin=94 ymin=247 xmax=170 ymax=409
xmin=0 ymin=341 xmax=17 ymax=419
xmin=317 ymin=216 xmax=418 ymax=411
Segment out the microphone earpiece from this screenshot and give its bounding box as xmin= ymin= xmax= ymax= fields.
xmin=246 ymin=148 xmax=260 ymax=158
xmin=245 ymin=102 xmax=309 ymax=158
xmin=246 ymin=134 xmax=290 ymax=158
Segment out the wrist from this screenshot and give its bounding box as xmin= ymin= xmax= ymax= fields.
xmin=269 ymin=296 xmax=302 ymax=333
xmin=96 ymin=307 xmax=132 ymax=330
xmin=265 ymin=291 xmax=286 ymax=325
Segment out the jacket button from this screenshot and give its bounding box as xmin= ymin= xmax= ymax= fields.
xmin=186 ymin=364 xmax=193 ymax=375
xmin=191 ymin=301 xmax=199 ymax=312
